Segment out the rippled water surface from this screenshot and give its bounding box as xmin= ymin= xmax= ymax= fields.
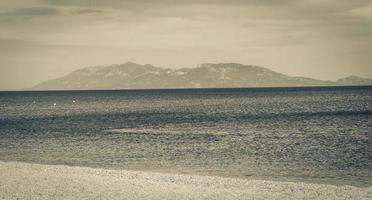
xmin=0 ymin=87 xmax=371 ymax=185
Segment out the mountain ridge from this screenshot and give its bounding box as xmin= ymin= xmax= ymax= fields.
xmin=31 ymin=62 xmax=372 ymax=90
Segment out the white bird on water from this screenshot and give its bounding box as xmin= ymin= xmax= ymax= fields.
xmin=53 ymin=103 xmax=57 ymax=106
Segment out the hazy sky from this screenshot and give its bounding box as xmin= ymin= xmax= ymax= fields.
xmin=1 ymin=0 xmax=372 ymax=90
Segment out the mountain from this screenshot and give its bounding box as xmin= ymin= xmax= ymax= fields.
xmin=335 ymin=75 xmax=372 ymax=86
xmin=31 ymin=62 xmax=371 ymax=90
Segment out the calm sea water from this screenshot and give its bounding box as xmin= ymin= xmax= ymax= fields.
xmin=0 ymin=86 xmax=371 ymax=185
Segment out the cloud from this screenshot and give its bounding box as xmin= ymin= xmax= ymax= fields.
xmin=349 ymin=4 xmax=372 ymax=19
xmin=0 ymin=6 xmax=104 ymax=17
xmin=1 ymin=7 xmax=61 ymax=16
xmin=70 ymin=8 xmax=104 ymax=15
xmin=0 ymin=7 xmax=62 ymax=27
xmin=43 ymin=0 xmax=295 ymax=7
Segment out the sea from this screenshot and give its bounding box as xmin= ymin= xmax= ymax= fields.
xmin=0 ymin=86 xmax=371 ymax=186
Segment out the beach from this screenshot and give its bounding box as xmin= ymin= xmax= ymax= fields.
xmin=0 ymin=161 xmax=370 ymax=200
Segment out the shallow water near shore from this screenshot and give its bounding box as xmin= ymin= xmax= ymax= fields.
xmin=0 ymin=86 xmax=371 ymax=186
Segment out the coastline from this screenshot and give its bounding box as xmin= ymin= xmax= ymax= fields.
xmin=1 ymin=161 xmax=370 ymax=200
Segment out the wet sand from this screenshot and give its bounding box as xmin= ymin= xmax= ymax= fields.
xmin=0 ymin=161 xmax=370 ymax=200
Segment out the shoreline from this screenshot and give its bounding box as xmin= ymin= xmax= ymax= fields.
xmin=1 ymin=161 xmax=371 ymax=200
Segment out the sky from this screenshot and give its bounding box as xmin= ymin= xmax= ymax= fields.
xmin=0 ymin=0 xmax=372 ymax=90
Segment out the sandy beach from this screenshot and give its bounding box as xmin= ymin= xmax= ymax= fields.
xmin=0 ymin=161 xmax=370 ymax=200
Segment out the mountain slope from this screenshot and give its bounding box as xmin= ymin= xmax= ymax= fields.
xmin=31 ymin=62 xmax=369 ymax=90
xmin=336 ymin=76 xmax=372 ymax=86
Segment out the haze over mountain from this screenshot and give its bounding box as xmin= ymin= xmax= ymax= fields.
xmin=32 ymin=62 xmax=372 ymax=90
xmin=335 ymin=76 xmax=372 ymax=86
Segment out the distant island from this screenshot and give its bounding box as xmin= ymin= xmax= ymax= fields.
xmin=31 ymin=62 xmax=372 ymax=90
